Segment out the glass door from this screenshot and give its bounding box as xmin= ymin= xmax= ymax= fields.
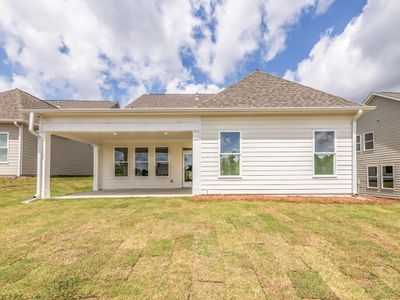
xmin=182 ymin=151 xmax=192 ymax=187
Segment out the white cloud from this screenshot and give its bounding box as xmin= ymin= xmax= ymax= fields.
xmin=165 ymin=78 xmax=221 ymax=94
xmin=285 ymin=0 xmax=400 ymax=101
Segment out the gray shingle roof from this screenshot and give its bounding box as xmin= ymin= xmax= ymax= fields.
xmin=125 ymin=94 xmax=214 ymax=108
xmin=45 ymin=100 xmax=119 ymax=108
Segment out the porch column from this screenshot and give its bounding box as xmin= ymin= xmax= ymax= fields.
xmin=41 ymin=132 xmax=51 ymax=199
xmin=192 ymin=130 xmax=201 ymax=195
xmin=36 ymin=135 xmax=43 ymax=198
xmin=93 ymin=145 xmax=101 ymax=191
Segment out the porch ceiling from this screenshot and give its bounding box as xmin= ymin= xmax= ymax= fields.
xmin=53 ymin=131 xmax=193 ymax=144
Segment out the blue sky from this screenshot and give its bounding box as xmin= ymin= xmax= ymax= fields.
xmin=0 ymin=0 xmax=399 ymax=105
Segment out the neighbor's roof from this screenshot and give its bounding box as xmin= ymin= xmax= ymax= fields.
xmin=0 ymin=89 xmax=56 ymax=121
xmin=373 ymin=92 xmax=400 ymax=101
xmin=124 ymin=71 xmax=359 ymax=109
xmin=45 ymin=100 xmax=119 ymax=109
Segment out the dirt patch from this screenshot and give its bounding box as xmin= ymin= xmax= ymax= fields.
xmin=192 ymin=195 xmax=395 ymax=204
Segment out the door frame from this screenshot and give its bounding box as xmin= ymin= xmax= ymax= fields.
xmin=182 ymin=150 xmax=193 ymax=188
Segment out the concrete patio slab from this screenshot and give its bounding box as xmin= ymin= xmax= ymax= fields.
xmin=57 ymin=188 xmax=193 ymax=199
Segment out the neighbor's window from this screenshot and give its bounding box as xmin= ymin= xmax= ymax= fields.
xmin=114 ymin=147 xmax=128 ymax=176
xmin=356 ymin=135 xmax=361 ymax=152
xmin=364 ymin=132 xmax=374 ymax=150
xmin=382 ymin=165 xmax=394 ymax=189
xmin=135 ymin=147 xmax=148 ymax=176
xmin=155 ymin=147 xmax=169 ymax=176
xmin=367 ymin=166 xmax=378 ymax=188
xmin=220 ymin=132 xmax=240 ymax=176
xmin=314 ymin=131 xmax=335 ymax=176
xmin=0 ymin=133 xmax=8 ymax=163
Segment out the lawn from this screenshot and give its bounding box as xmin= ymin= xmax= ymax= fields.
xmin=1 ymin=177 xmax=400 ymax=299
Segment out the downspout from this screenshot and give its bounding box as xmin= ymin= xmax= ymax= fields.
xmin=352 ymin=109 xmax=364 ymax=196
xmin=13 ymin=121 xmax=23 ymax=177
xmin=29 ymin=112 xmax=42 ymax=198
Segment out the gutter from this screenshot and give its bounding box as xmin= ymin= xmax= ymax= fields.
xmin=351 ymin=109 xmax=367 ymax=196
xmin=29 ymin=112 xmax=40 ymax=137
xmin=13 ymin=121 xmax=23 ymax=177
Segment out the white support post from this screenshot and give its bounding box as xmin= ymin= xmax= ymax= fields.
xmin=93 ymin=145 xmax=101 ymax=191
xmin=192 ymin=130 xmax=201 ymax=195
xmin=41 ymin=132 xmax=51 ymax=199
xmin=36 ymin=135 xmax=43 ymax=198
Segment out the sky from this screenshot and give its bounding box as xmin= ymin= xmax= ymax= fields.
xmin=0 ymin=0 xmax=399 ymax=106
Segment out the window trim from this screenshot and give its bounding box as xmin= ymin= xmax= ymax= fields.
xmin=366 ymin=165 xmax=378 ymax=189
xmin=312 ymin=130 xmax=337 ymax=177
xmin=381 ymin=165 xmax=395 ymax=190
xmin=155 ymin=146 xmax=170 ymax=177
xmin=363 ymin=131 xmax=375 ymax=151
xmin=0 ymin=132 xmax=9 ymax=164
xmin=356 ymin=134 xmax=361 ymax=153
xmin=113 ymin=146 xmax=129 ymax=177
xmin=218 ymin=131 xmax=242 ymax=178
xmin=134 ymin=146 xmax=149 ymax=177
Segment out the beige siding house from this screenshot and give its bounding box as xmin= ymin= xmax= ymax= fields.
xmin=0 ymin=89 xmax=118 ymax=177
xmin=25 ymin=71 xmax=373 ymax=199
xmin=357 ymin=92 xmax=400 ymax=199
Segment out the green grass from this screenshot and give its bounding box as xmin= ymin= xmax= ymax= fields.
xmin=1 ymin=177 xmax=400 ymax=299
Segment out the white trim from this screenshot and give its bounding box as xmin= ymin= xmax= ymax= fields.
xmin=381 ymin=165 xmax=395 ymax=190
xmin=155 ymin=146 xmax=170 ymax=177
xmin=0 ymin=132 xmax=9 ymax=164
xmin=182 ymin=150 xmax=193 ymax=188
xmin=356 ymin=134 xmax=361 ymax=153
xmin=312 ymin=130 xmax=337 ymax=177
xmin=218 ymin=131 xmax=242 ymax=178
xmin=367 ymin=165 xmax=378 ymax=189
xmin=113 ymin=146 xmax=129 ymax=177
xmin=363 ymin=131 xmax=374 ymax=151
xmin=134 ymin=146 xmax=149 ymax=177
xmin=363 ymin=92 xmax=400 ymax=105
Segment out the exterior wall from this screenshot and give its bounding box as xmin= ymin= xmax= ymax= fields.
xmin=357 ymin=96 xmax=400 ymax=199
xmin=0 ymin=124 xmax=19 ymax=176
xmin=100 ymin=140 xmax=191 ymax=190
xmin=199 ymin=115 xmax=354 ymax=195
xmin=22 ymin=124 xmax=37 ymax=175
xmin=50 ymin=135 xmax=93 ymax=176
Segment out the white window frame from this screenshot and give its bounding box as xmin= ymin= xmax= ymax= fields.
xmin=155 ymin=146 xmax=169 ymax=177
xmin=363 ymin=131 xmax=375 ymax=151
xmin=114 ymin=146 xmax=129 ymax=177
xmin=356 ymin=134 xmax=361 ymax=153
xmin=381 ymin=165 xmax=395 ymax=190
xmin=0 ymin=132 xmax=9 ymax=164
xmin=313 ymin=130 xmax=337 ymax=177
xmin=219 ymin=131 xmax=242 ymax=178
xmin=367 ymin=165 xmax=378 ymax=189
xmin=134 ymin=146 xmax=149 ymax=177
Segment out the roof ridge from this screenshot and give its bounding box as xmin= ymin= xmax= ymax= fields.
xmin=15 ymin=88 xmax=59 ymax=109
xmin=46 ymin=99 xmax=117 ymax=102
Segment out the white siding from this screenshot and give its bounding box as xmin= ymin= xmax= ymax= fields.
xmin=0 ymin=124 xmax=19 ymax=176
xmin=100 ymin=140 xmax=191 ymax=190
xmin=200 ymin=115 xmax=354 ymax=195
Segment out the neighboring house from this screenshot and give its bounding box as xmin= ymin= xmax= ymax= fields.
xmin=357 ymin=92 xmax=400 ymax=199
xmin=26 ymin=71 xmax=373 ymax=199
xmin=0 ymin=89 xmax=119 ymax=177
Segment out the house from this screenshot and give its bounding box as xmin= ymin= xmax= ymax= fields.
xmin=0 ymin=89 xmax=119 ymax=177
xmin=357 ymin=92 xmax=400 ymax=199
xmin=24 ymin=71 xmax=373 ymax=199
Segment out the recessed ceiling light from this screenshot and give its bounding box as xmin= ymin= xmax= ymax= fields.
xmin=113 ymin=132 xmax=118 ymax=136
xmin=164 ymin=132 xmax=168 ymax=135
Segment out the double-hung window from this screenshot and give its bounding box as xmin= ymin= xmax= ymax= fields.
xmin=364 ymin=132 xmax=374 ymax=150
xmin=356 ymin=135 xmax=361 ymax=152
xmin=135 ymin=147 xmax=149 ymax=176
xmin=114 ymin=147 xmax=128 ymax=176
xmin=155 ymin=147 xmax=169 ymax=176
xmin=314 ymin=131 xmax=335 ymax=176
xmin=220 ymin=132 xmax=240 ymax=176
xmin=367 ymin=166 xmax=378 ymax=188
xmin=382 ymin=165 xmax=394 ymax=189
xmin=0 ymin=133 xmax=8 ymax=163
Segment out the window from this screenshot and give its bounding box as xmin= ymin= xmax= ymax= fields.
xmin=114 ymin=147 xmax=128 ymax=176
xmin=0 ymin=133 xmax=8 ymax=163
xmin=382 ymin=165 xmax=394 ymax=189
xmin=356 ymin=135 xmax=361 ymax=152
xmin=220 ymin=132 xmax=240 ymax=176
xmin=364 ymin=132 xmax=374 ymax=150
xmin=135 ymin=147 xmax=149 ymax=176
xmin=367 ymin=166 xmax=378 ymax=188
xmin=314 ymin=131 xmax=335 ymax=176
xmin=155 ymin=147 xmax=169 ymax=176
